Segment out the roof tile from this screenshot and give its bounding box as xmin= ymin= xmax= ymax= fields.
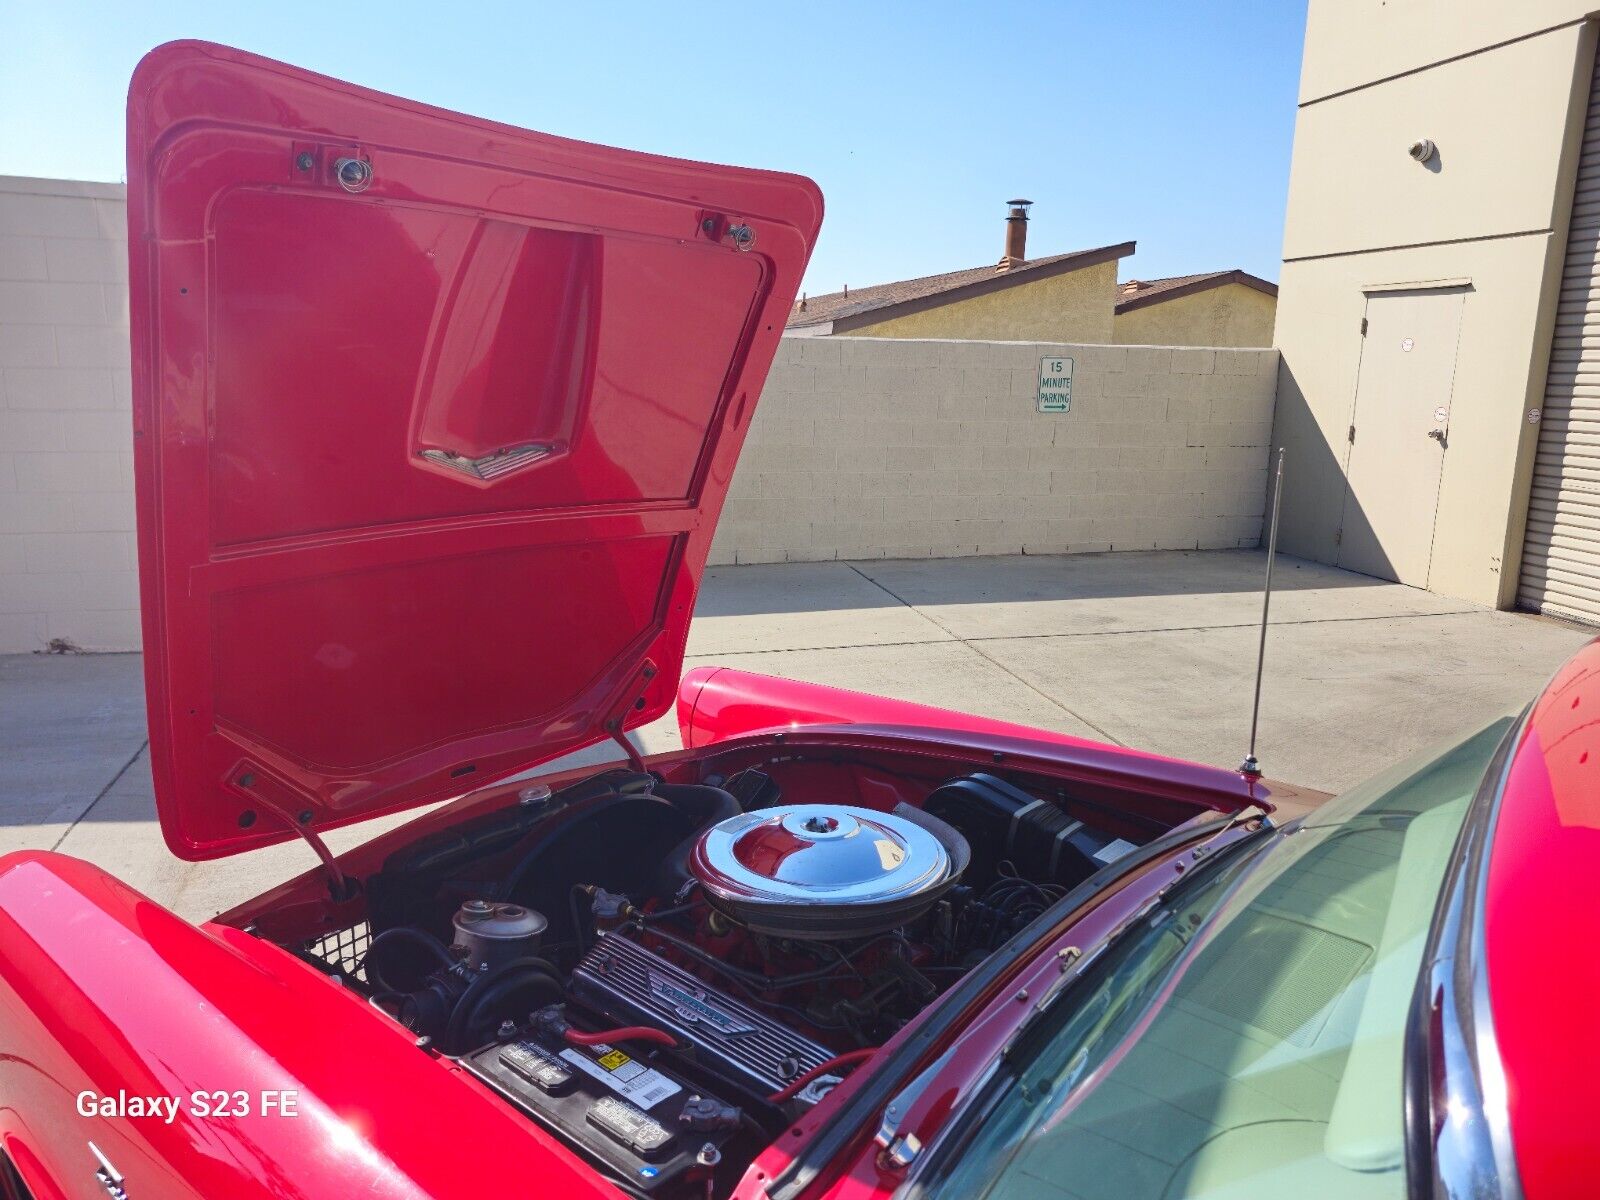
xmin=790 ymin=242 xmax=1135 ymax=330
xmin=1115 ymin=270 xmax=1278 ymax=314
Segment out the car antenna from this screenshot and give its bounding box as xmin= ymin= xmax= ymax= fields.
xmin=1240 ymin=448 xmax=1285 ymax=779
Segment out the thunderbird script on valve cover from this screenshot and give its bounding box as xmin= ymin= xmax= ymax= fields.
xmin=0 ymin=38 xmax=1589 ymax=1200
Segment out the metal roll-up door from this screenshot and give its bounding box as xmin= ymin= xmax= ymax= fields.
xmin=1520 ymin=58 xmax=1600 ymax=623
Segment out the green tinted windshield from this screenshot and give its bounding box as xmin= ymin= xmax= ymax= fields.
xmin=928 ymin=717 xmax=1512 ymax=1200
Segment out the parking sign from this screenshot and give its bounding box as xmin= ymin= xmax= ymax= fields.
xmin=1037 ymin=356 xmax=1074 ymax=413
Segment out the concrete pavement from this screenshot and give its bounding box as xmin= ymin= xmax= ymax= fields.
xmin=1 ymin=549 xmax=1589 ymax=921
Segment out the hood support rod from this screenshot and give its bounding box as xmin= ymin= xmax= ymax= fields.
xmin=608 ymin=726 xmax=647 ymax=774
xmin=602 ymin=658 xmax=658 ymax=774
xmin=255 ymin=795 xmax=355 ymax=901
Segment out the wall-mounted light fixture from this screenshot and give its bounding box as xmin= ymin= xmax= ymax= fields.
xmin=1408 ymin=138 xmax=1438 ymax=165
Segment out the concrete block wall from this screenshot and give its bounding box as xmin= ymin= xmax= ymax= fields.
xmin=0 ymin=177 xmax=137 ymax=653
xmin=0 ymin=178 xmax=1278 ymax=653
xmin=711 ymin=337 xmax=1279 ymax=564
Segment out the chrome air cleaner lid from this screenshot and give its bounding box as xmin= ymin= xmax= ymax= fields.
xmin=687 ymin=804 xmax=966 ymax=939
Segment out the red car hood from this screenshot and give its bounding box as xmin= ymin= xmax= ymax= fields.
xmin=127 ymin=42 xmax=821 ymax=859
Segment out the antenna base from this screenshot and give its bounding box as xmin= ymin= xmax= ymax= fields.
xmin=1239 ymin=755 xmax=1262 ymax=778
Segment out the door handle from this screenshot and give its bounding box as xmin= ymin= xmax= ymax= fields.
xmin=1427 ymin=428 xmax=1446 ymax=442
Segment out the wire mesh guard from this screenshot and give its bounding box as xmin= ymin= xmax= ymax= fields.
xmin=301 ymin=920 xmax=372 ymax=984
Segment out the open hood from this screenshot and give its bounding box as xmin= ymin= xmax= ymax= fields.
xmin=127 ymin=42 xmax=821 ymax=860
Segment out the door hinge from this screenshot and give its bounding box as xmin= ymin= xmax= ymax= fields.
xmin=1359 ymin=317 xmax=1368 ymax=336
xmin=1348 ymin=424 xmax=1356 ymax=443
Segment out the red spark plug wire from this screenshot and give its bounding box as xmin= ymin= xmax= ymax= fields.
xmin=563 ymin=1025 xmax=679 ymax=1049
xmin=766 ymin=1047 xmax=879 ymax=1104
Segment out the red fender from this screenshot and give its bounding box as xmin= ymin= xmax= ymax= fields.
xmin=675 ymin=665 xmax=1123 ymax=750
xmin=0 ymin=852 xmax=611 ymax=1199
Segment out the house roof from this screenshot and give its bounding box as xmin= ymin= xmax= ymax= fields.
xmin=789 ymin=241 xmax=1136 ymax=333
xmin=1115 ymin=269 xmax=1278 ymax=314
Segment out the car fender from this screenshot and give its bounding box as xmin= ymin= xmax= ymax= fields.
xmin=677 ymin=665 xmax=1107 ymax=750
xmin=0 ymin=851 xmax=613 ymax=1199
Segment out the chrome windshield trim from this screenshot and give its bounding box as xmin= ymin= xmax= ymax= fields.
xmin=1403 ymin=710 xmax=1526 ymax=1200
xmin=765 ymin=809 xmax=1257 ymax=1200
xmin=889 ymin=817 xmax=1276 ymax=1199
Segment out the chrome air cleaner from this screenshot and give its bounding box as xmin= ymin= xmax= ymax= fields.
xmin=687 ymin=804 xmax=967 ymax=939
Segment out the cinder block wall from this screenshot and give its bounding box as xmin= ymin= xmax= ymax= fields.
xmin=0 ymin=179 xmax=1278 ymax=653
xmin=710 ymin=337 xmax=1279 ymax=565
xmin=0 ymin=177 xmax=137 ymax=653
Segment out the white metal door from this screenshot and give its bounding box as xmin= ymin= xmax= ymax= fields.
xmin=1519 ymin=54 xmax=1600 ymax=623
xmin=1337 ymin=288 xmax=1465 ymax=585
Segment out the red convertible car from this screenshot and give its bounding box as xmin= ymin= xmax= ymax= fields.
xmin=0 ymin=40 xmax=1592 ymax=1200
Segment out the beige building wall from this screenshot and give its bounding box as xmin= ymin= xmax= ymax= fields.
xmin=0 ymin=177 xmax=137 ymax=654
xmin=839 ymin=260 xmax=1119 ymax=344
xmin=710 ymin=336 xmax=1278 ymax=565
xmin=1272 ymin=5 xmax=1597 ymax=607
xmin=1114 ymin=284 xmax=1277 ymax=348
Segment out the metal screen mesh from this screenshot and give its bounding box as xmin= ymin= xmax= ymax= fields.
xmin=301 ymin=920 xmax=372 ymax=984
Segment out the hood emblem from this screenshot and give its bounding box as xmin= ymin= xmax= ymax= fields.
xmin=647 ymin=970 xmax=755 ymax=1036
xmin=418 ymin=442 xmax=552 ymax=482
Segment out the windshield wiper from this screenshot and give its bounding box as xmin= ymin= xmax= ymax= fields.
xmin=767 ymin=808 xmax=1261 ymax=1200
xmin=999 ymin=810 xmax=1275 ymax=1059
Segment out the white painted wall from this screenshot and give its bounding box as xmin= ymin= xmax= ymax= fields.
xmin=710 ymin=337 xmax=1279 ymax=564
xmin=0 ymin=179 xmax=1279 ymax=654
xmin=0 ymin=177 xmax=137 ymax=654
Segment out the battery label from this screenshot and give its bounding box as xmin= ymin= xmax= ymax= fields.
xmin=1094 ymin=837 xmax=1137 ymax=865
xmin=500 ymin=1041 xmax=573 ymax=1091
xmin=588 ymin=1095 xmax=674 ymax=1155
xmin=560 ymin=1044 xmax=682 ymax=1110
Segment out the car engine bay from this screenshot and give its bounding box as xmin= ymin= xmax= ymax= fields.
xmin=286 ymin=753 xmax=1176 ymax=1197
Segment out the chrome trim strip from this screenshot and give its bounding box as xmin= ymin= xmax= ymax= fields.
xmin=89 ymin=1142 xmax=127 ymax=1200
xmin=886 ymin=816 xmax=1274 ymax=1200
xmin=1403 ymin=712 xmax=1526 ymax=1200
xmin=764 ymin=809 xmax=1261 ymax=1200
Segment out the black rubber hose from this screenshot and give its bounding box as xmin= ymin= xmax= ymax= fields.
xmin=443 ymin=956 xmax=562 ymax=1049
xmin=570 ymin=884 xmax=592 ymax=956
xmin=655 ymin=783 xmax=741 ymax=894
xmin=363 ymin=927 xmax=458 ymax=991
xmin=451 ymin=969 xmax=564 ymax=1050
xmin=493 ymin=773 xmax=662 ymax=902
xmin=658 ymin=839 xmax=698 ymax=898
xmin=656 ymin=783 xmax=741 ymax=826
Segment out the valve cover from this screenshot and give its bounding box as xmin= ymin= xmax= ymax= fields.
xmin=687 ymin=804 xmax=967 ymax=939
xmin=569 ymin=928 xmax=834 ymax=1097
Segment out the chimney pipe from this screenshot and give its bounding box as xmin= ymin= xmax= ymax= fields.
xmin=999 ymin=199 xmax=1032 ymax=271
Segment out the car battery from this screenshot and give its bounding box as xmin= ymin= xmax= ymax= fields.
xmin=464 ymin=1028 xmax=737 ymax=1193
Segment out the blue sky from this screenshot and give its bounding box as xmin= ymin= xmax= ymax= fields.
xmin=0 ymin=2 xmax=1307 ymax=294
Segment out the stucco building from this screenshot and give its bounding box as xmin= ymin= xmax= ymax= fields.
xmin=791 ymin=202 xmax=1274 ymax=348
xmin=787 ymin=200 xmax=1134 ymax=342
xmin=1273 ymin=2 xmax=1600 ymax=621
xmin=1114 ymin=271 xmax=1278 ymax=348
